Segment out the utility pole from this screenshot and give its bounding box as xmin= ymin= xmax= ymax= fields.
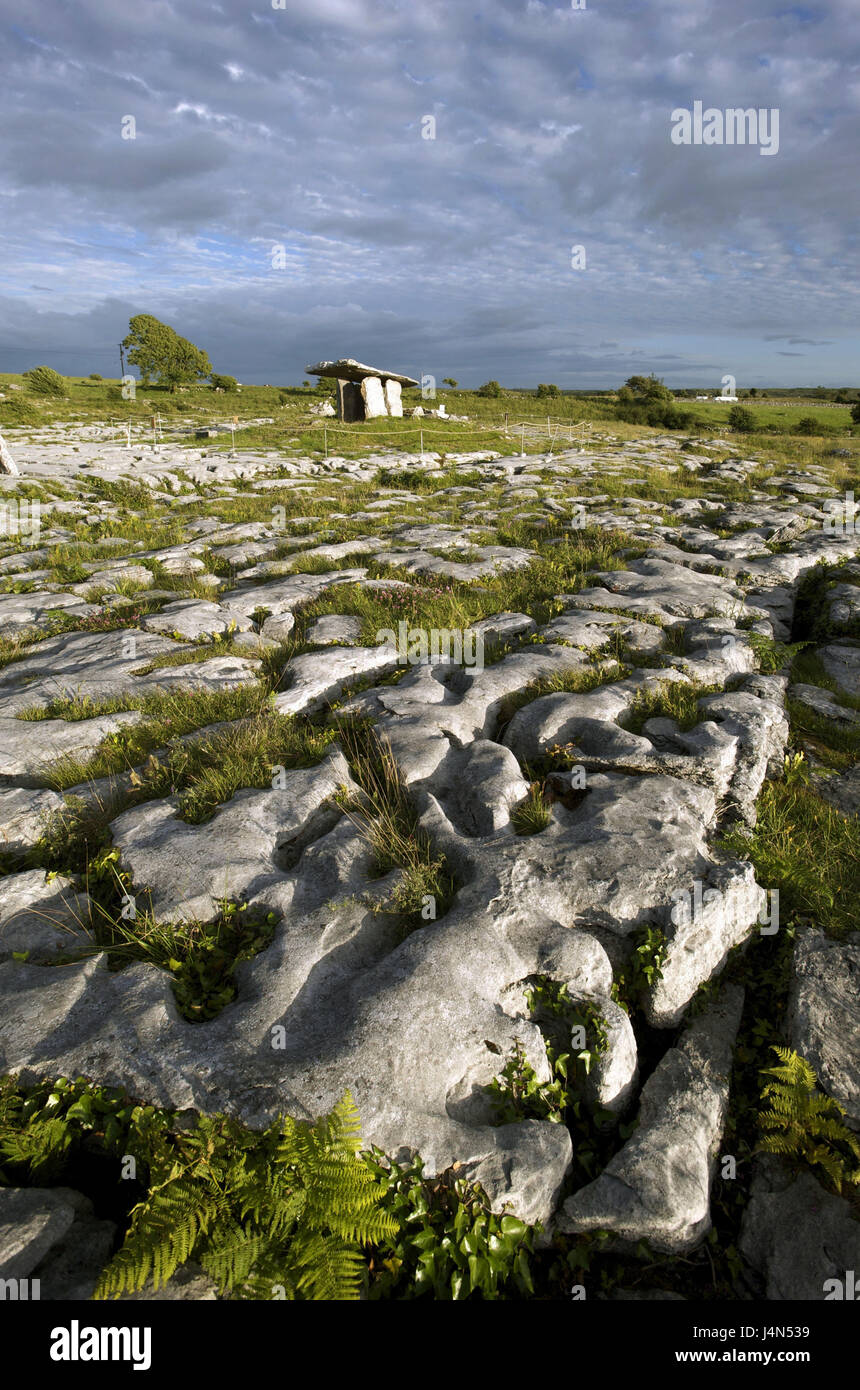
xmin=119 ymin=342 xmax=126 ymax=380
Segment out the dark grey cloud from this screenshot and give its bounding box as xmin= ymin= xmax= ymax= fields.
xmin=0 ymin=0 xmax=857 ymax=387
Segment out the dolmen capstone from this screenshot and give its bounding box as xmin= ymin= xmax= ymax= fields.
xmin=306 ymin=358 xmax=419 ymax=422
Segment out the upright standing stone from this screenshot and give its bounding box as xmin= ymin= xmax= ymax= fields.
xmin=336 ymin=380 xmax=364 ymax=422
xmin=0 ymin=432 xmax=20 ymax=476
xmin=384 ymin=379 xmax=403 ymax=417
xmin=361 ymin=375 xmax=387 ymax=419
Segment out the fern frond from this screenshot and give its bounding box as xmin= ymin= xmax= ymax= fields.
xmin=290 ymin=1231 xmax=366 ymax=1301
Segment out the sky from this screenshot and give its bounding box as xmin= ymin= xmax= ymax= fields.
xmin=0 ymin=0 xmax=858 ymax=389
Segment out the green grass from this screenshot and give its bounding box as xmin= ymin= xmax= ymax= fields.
xmin=27 ymin=689 xmax=339 ymax=828
xmin=746 ymin=632 xmax=808 ymax=674
xmin=620 ymin=678 xmax=721 ymax=734
xmin=88 ymin=887 xmax=281 ymax=1022
xmin=20 ymin=708 xmax=342 ymax=895
xmin=785 ymin=701 xmax=860 ymax=768
xmin=0 ymin=602 xmax=171 ymax=672
xmin=721 ymin=756 xmax=860 ymax=939
xmin=333 ymin=721 xmax=455 ymax=927
xmin=256 ymin=527 xmax=642 ymax=676
xmin=510 ymin=782 xmax=553 ymax=835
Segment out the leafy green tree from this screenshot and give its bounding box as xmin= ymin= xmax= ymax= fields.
xmin=442 ymin=377 xmax=458 ymax=389
xmin=122 ymin=315 xmax=212 ymax=392
xmin=476 ymin=380 xmax=502 ymax=397
xmin=211 ymin=373 xmax=238 ymax=393
xmin=622 ymin=373 xmax=674 ymax=402
xmin=851 ymin=401 xmax=860 ymax=425
xmin=728 ymin=405 xmax=756 ymax=433
xmin=795 ymin=416 xmax=820 ymax=436
xmin=24 ymin=365 xmax=66 ymax=397
xmin=535 ymin=383 xmax=561 ymax=398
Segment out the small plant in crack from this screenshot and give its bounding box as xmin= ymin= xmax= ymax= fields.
xmin=757 ymin=1046 xmax=860 ymax=1195
xmin=620 ymin=679 xmax=721 ymax=735
xmin=332 ymin=720 xmax=455 ymax=930
xmin=745 ymin=631 xmax=807 ymax=674
xmin=40 ymin=862 xmax=280 ymax=1022
xmin=612 ymin=925 xmax=668 ymax=1013
xmin=510 ymin=780 xmax=553 ymax=835
xmin=486 ymin=978 xmax=621 ymax=1185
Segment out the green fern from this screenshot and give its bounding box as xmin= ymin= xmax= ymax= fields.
xmin=757 ymin=1046 xmax=860 ymax=1194
xmin=95 ymin=1093 xmax=397 ymax=1300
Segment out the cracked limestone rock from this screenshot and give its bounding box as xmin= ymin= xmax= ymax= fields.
xmin=557 ymin=985 xmax=744 ymax=1252
xmin=787 ymin=929 xmax=860 ymax=1129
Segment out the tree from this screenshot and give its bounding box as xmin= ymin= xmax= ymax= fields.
xmin=24 ymin=365 xmax=66 ymax=397
xmin=476 ymin=380 xmax=502 ymax=397
xmin=622 ymin=374 xmax=674 ymax=402
xmin=748 ymin=387 xmax=758 ymax=397
xmin=535 ymin=383 xmax=561 ymax=398
xmin=851 ymin=401 xmax=860 ymax=425
xmin=211 ymin=374 xmax=238 ymax=393
xmin=795 ymin=416 xmax=820 ymax=436
xmin=442 ymin=378 xmax=458 ymax=389
xmin=122 ymin=315 xmax=212 ymax=392
xmin=728 ymin=405 xmax=756 ymax=433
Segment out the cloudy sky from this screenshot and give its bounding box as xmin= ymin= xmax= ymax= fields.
xmin=0 ymin=0 xmax=857 ymax=388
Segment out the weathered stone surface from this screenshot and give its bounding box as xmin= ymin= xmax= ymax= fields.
xmin=828 ymin=583 xmax=860 ymax=628
xmin=383 ymin=379 xmax=403 ymax=417
xmin=648 ymin=860 xmax=764 ymax=1027
xmin=0 ymin=430 xmax=20 ymax=476
xmin=219 ymin=568 xmax=366 ymax=621
xmin=0 ymin=1187 xmax=80 ymax=1279
xmin=579 ymin=557 xmax=749 ymax=620
xmin=818 ymin=642 xmax=860 ymax=697
xmin=787 ymin=929 xmax=860 ymax=1128
xmin=306 ymin=614 xmax=363 ymax=647
xmin=373 ymin=545 xmax=534 ymax=582
xmin=0 ymin=708 xmax=142 ymax=784
xmin=0 ymin=629 xmax=181 ymax=714
xmin=28 ymin=1195 xmax=116 ymax=1300
xmin=0 ymin=785 xmax=64 ymax=853
xmin=360 ymin=376 xmax=387 ymax=420
xmin=118 ymin=1261 xmax=220 ymax=1301
xmin=143 ymin=598 xmax=248 ymax=640
xmin=739 ymin=1159 xmax=860 ymax=1300
xmin=306 ymin=359 xmax=418 ymax=388
xmin=2 ymin=426 xmax=859 ymax=1237
xmin=789 ymin=682 xmax=860 ymax=724
xmin=110 ymin=748 xmax=352 ymax=921
xmin=0 ymin=869 xmax=93 ymax=962
xmin=558 ymin=986 xmax=744 ymax=1251
xmin=273 ymin=645 xmax=402 ymax=715
xmin=813 ymin=762 xmax=860 ymax=817
xmin=584 ymin=998 xmax=639 ymax=1115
